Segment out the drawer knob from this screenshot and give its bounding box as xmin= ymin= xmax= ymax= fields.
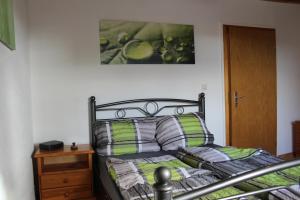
xmin=63 ymin=178 xmax=69 ymax=183
xmin=64 ymin=192 xmax=69 ymax=197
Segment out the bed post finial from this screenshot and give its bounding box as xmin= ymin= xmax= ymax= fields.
xmin=90 ymin=96 xmax=96 ymax=102
xmin=153 ymin=167 xmax=173 ymax=200
xmin=90 ymin=96 xmax=96 ymax=123
xmin=199 ymin=93 xmax=205 ymax=120
xmin=89 ymin=96 xmax=96 ymax=147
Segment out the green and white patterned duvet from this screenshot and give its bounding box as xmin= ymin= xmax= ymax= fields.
xmin=106 ymin=155 xmax=257 ymax=200
xmin=177 ymin=146 xmax=300 ymax=200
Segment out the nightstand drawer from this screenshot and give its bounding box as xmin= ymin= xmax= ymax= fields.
xmin=41 ymin=171 xmax=90 ymax=189
xmin=42 ymin=185 xmax=92 ymax=200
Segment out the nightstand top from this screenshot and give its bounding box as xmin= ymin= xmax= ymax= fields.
xmin=34 ymin=144 xmax=94 ymax=158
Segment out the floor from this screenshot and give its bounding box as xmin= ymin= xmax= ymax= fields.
xmin=278 ymin=153 xmax=297 ymax=161
xmin=95 ymin=184 xmax=111 ymax=200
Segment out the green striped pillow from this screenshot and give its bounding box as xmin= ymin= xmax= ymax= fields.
xmin=94 ymin=118 xmax=160 ymax=155
xmin=156 ymin=112 xmax=214 ymax=150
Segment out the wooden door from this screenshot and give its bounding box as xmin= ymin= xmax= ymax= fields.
xmin=224 ymin=25 xmax=277 ymax=155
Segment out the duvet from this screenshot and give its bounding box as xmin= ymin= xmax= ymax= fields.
xmin=106 ymin=155 xmax=257 ymax=200
xmin=177 ymin=146 xmax=300 ymax=200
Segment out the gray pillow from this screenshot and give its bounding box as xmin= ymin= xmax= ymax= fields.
xmin=94 ymin=118 xmax=161 ymax=155
xmin=156 ymin=112 xmax=214 ymax=150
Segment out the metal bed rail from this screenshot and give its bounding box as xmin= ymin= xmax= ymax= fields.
xmin=153 ymin=159 xmax=300 ymax=200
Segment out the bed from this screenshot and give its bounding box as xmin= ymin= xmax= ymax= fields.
xmin=89 ymin=93 xmax=300 ymax=200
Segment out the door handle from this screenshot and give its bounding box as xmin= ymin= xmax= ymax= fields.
xmin=234 ymin=91 xmax=246 ymax=108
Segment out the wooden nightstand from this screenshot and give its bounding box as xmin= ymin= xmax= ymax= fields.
xmin=34 ymin=144 xmax=95 ymax=200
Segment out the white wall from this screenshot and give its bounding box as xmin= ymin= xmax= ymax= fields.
xmin=0 ymin=0 xmax=35 ymax=199
xmin=28 ymin=0 xmax=300 ymax=155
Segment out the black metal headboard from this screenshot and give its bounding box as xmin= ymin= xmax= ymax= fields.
xmin=89 ymin=93 xmax=205 ymax=147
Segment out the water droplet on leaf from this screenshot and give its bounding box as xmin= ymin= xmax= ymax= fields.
xmin=165 ymin=36 xmax=173 ymax=43
xmin=176 ymin=46 xmax=184 ymax=52
xmin=176 ymin=56 xmax=189 ymax=63
xmin=118 ymin=32 xmax=129 ymax=44
xmin=161 ymin=52 xmax=174 ymax=63
xmin=180 ymin=42 xmax=188 ymax=47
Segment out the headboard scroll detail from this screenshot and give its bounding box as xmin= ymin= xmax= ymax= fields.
xmin=89 ymin=93 xmax=205 ymax=147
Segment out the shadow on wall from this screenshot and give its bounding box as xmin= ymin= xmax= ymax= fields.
xmin=0 ymin=174 xmax=8 ymax=200
xmin=32 ymin=145 xmax=40 ymax=200
xmin=0 ymin=56 xmax=35 ymax=200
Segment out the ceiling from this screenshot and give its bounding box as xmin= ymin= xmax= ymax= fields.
xmin=263 ymin=0 xmax=300 ymax=4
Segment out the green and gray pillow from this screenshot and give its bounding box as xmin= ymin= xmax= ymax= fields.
xmin=94 ymin=118 xmax=160 ymax=155
xmin=156 ymin=112 xmax=214 ymax=150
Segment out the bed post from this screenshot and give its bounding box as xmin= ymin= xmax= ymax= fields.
xmin=89 ymin=96 xmax=96 ymax=148
xmin=198 ymin=93 xmax=205 ymax=120
xmin=153 ymin=167 xmax=173 ymax=200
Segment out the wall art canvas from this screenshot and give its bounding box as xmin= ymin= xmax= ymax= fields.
xmin=0 ymin=0 xmax=15 ymax=50
xmin=100 ymin=20 xmax=195 ymax=64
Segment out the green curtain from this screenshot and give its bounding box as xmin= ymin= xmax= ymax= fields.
xmin=0 ymin=0 xmax=15 ymax=50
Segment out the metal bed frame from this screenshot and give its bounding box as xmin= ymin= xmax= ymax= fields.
xmin=153 ymin=160 xmax=300 ymax=200
xmin=89 ymin=93 xmax=205 ymax=198
xmin=89 ymin=93 xmax=300 ymax=200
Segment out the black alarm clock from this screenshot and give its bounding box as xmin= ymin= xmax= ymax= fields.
xmin=39 ymin=140 xmax=64 ymax=151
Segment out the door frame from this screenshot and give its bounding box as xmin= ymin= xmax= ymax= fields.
xmin=223 ymin=24 xmax=277 ymax=146
xmin=223 ymin=25 xmax=231 ymax=146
